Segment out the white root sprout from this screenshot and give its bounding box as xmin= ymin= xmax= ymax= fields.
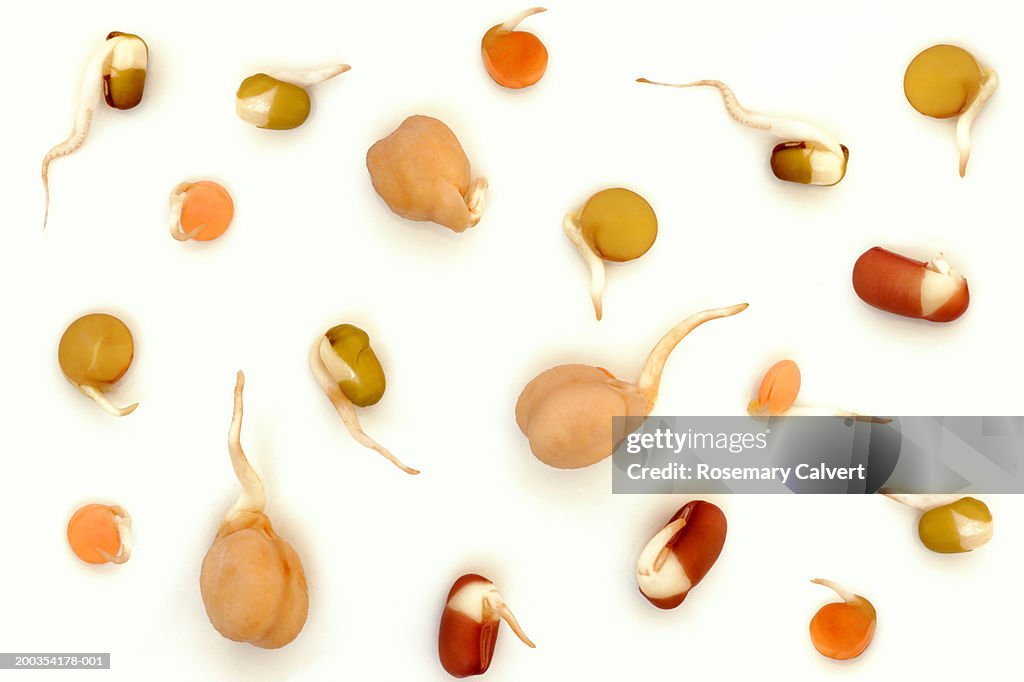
xmin=811 ymin=578 xmax=857 ymax=604
xmin=636 ymin=78 xmax=845 ymax=159
xmin=499 ymin=7 xmax=547 ymax=32
xmin=465 ymin=177 xmax=489 ymax=226
xmin=481 ymin=587 xmax=536 ymax=648
xmin=96 ymin=505 xmax=133 ymax=564
xmin=226 ymin=371 xmax=267 ymax=521
xmin=309 ymin=338 xmax=420 ymax=475
xmin=636 ymin=303 xmax=749 ymax=409
xmin=78 ymin=384 xmax=138 ymax=417
xmin=784 ymin=406 xmax=891 ymax=424
xmin=271 ymin=64 xmax=351 ymax=89
xmin=562 ymin=213 xmax=606 ymax=320
xmin=956 ymin=67 xmax=998 ymax=177
xmin=879 ymin=490 xmax=964 ymax=511
xmin=41 ymin=35 xmax=126 ymax=228
xmin=168 ymin=183 xmax=204 ymax=241
xmin=637 ymin=517 xmax=687 ymax=577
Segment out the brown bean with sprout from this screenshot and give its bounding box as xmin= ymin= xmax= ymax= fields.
xmin=636 ymin=501 xmax=727 ymax=609
xmin=637 ymin=78 xmax=848 ymax=186
xmin=438 ymin=574 xmax=535 ymax=678
xmin=41 ymin=32 xmax=148 ymax=227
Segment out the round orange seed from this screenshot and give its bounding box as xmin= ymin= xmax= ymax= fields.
xmin=67 ymin=503 xmax=130 ymax=565
xmin=179 ymin=181 xmax=234 ymax=242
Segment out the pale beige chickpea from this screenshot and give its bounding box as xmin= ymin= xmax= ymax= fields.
xmin=199 ymin=372 xmax=309 ymax=649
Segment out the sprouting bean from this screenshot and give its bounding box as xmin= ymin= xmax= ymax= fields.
xmin=904 ymin=45 xmax=997 ymax=177
xmin=102 ymin=32 xmax=148 ymax=109
xmin=168 ymin=180 xmax=235 ymax=242
xmin=200 ymin=372 xmax=309 ymax=649
xmin=58 ymin=313 xmax=138 ymax=416
xmin=67 ymin=503 xmax=132 ymax=565
xmin=769 ymin=141 xmax=849 ymax=186
xmin=309 ymin=324 xmax=418 ymax=474
xmin=481 ymin=7 xmax=548 ymax=89
xmin=516 ymin=304 xmax=747 ymax=469
xmin=636 ymin=501 xmax=727 ymax=609
xmin=236 ymin=64 xmax=349 ymax=130
xmin=747 ymin=359 xmax=800 ymax=417
xmin=746 ymin=359 xmax=886 ymax=422
xmin=438 ymin=574 xmax=535 ymax=677
xmin=41 ymin=32 xmax=149 ymax=227
xmin=882 ymin=492 xmax=992 ymax=553
xmin=809 ymin=579 xmax=876 ymax=661
xmin=563 ymin=188 xmax=657 ymax=320
xmin=366 ymin=115 xmax=488 ymax=232
xmin=853 ymin=247 xmax=970 ymax=322
xmin=637 ymin=78 xmax=849 ymax=186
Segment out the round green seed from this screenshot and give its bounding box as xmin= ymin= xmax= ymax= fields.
xmin=770 ymin=142 xmax=849 ymax=186
xmin=918 ymin=497 xmax=992 ymax=553
xmin=102 ymin=32 xmax=148 ymax=110
xmin=236 ymin=74 xmax=311 ymax=130
xmin=325 ymin=324 xmax=386 ymax=407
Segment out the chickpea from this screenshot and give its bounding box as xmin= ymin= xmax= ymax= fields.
xmin=366 ymin=115 xmax=488 ymax=233
xmin=517 ymin=304 xmax=747 ymax=469
xmin=199 ymin=372 xmax=309 ymax=649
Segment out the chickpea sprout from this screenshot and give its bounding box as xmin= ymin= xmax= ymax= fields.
xmin=366 ymin=115 xmax=488 ymax=233
xmin=199 ymin=372 xmax=309 ymax=649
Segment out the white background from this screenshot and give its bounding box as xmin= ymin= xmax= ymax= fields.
xmin=1 ymin=0 xmax=1022 ymax=680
